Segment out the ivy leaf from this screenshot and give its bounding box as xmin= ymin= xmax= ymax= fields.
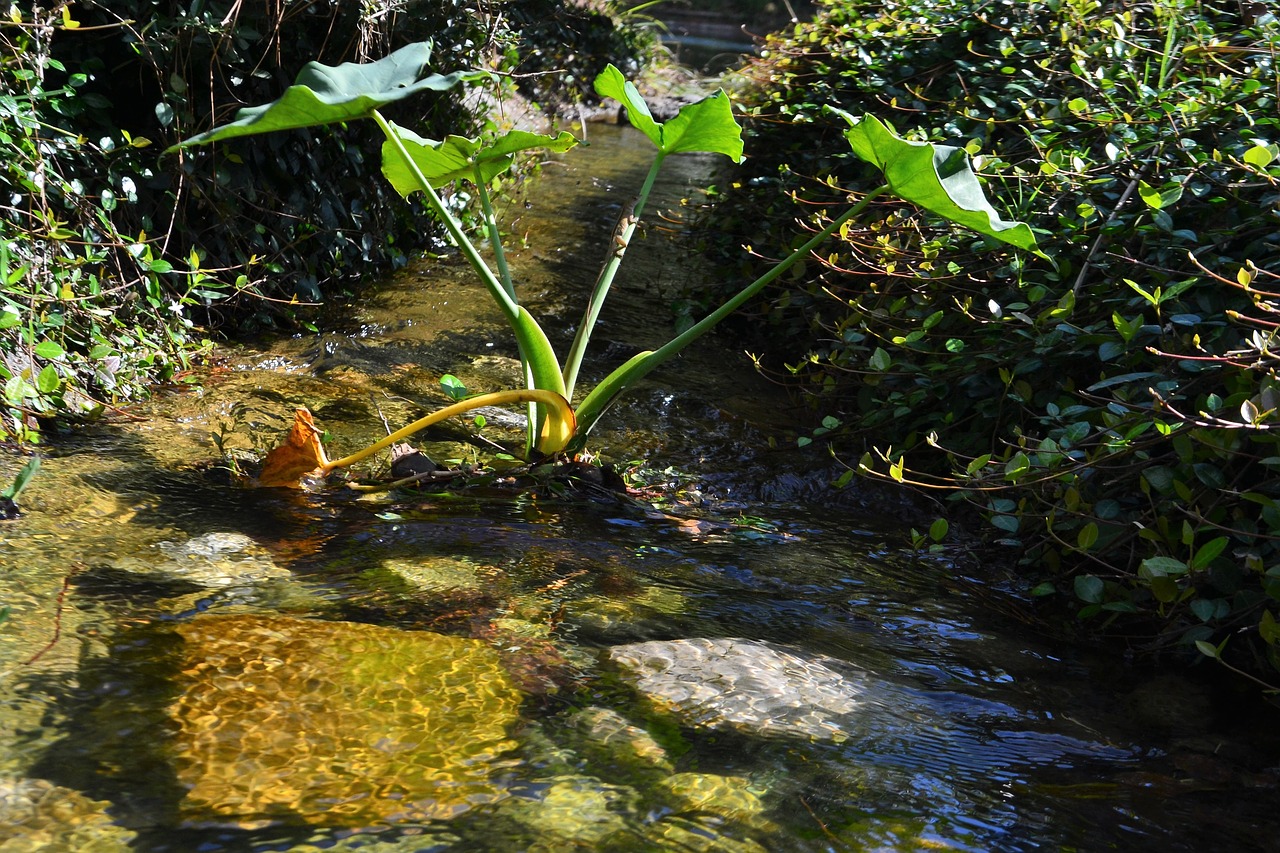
xmin=1074 ymin=574 xmax=1104 ymax=604
xmin=1243 ymin=144 xmax=1276 ymax=169
xmin=167 ymin=42 xmax=477 ymax=151
xmin=1138 ymin=180 xmax=1184 ymax=210
xmin=36 ymin=365 xmax=60 ymax=394
xmin=830 ymin=110 xmax=1044 ymax=257
xmin=593 ymin=64 xmax=744 ymax=162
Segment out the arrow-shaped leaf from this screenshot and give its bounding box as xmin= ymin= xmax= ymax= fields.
xmin=381 ymin=125 xmax=578 ymax=195
xmin=167 ymin=42 xmax=478 ymax=151
xmin=832 ymin=110 xmax=1044 ymax=257
xmin=593 ymin=64 xmax=743 ymax=162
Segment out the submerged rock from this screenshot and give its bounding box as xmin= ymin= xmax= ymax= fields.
xmin=608 ymin=638 xmax=864 ymax=741
xmin=494 ymin=775 xmax=639 ymax=851
xmin=0 ymin=777 xmax=136 ymax=852
xmin=168 ymin=614 xmax=523 ymax=828
xmin=114 ymin=531 xmax=291 ymax=588
xmin=567 ymin=706 xmax=675 ymax=781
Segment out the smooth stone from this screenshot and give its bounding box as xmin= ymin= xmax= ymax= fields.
xmin=609 ymin=637 xmax=864 ymax=741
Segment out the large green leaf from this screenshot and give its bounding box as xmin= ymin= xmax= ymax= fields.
xmin=834 ymin=110 xmax=1043 ymax=256
xmin=593 ymin=65 xmax=743 ymax=162
xmin=167 ymin=42 xmax=476 ymax=151
xmin=381 ymin=126 xmax=578 ymax=195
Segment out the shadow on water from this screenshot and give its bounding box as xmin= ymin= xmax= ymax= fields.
xmin=2 ymin=119 xmax=1278 ymax=852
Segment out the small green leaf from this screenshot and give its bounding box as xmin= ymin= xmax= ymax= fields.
xmin=992 ymin=514 xmax=1020 ymax=533
xmin=1149 ymin=576 xmax=1179 ymax=603
xmin=1190 ymin=598 xmax=1219 ymax=623
xmin=965 ymin=453 xmax=991 ymax=475
xmin=1074 ymin=574 xmax=1104 ymax=604
xmin=869 ymin=347 xmax=892 ymax=371
xmin=1190 ymin=536 xmax=1229 ymax=572
xmin=1029 ymin=582 xmax=1056 ymax=597
xmin=1243 ymin=145 xmax=1275 ymax=169
xmin=1193 ymin=639 xmax=1220 ymax=659
xmin=439 ymin=373 xmax=466 ymax=401
xmin=1004 ymin=450 xmax=1030 ymax=481
xmin=1 ymin=455 xmax=39 ymax=500
xmin=928 ymin=517 xmax=949 ymax=542
xmin=1077 ymin=522 xmax=1099 ymax=550
xmin=35 ymin=364 xmax=60 ymax=394
xmin=33 ymin=340 xmax=64 ymax=359
xmin=1142 ymin=556 xmax=1190 ymax=576
xmin=1138 ymin=180 xmax=1163 ymax=209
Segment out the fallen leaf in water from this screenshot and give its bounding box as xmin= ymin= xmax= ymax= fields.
xmin=257 ymin=408 xmax=329 ymax=487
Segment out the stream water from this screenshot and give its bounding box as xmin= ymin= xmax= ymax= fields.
xmin=1 ymin=122 xmax=1277 ymax=852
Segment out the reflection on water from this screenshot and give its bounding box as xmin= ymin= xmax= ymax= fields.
xmin=1 ymin=123 xmax=1277 ymax=851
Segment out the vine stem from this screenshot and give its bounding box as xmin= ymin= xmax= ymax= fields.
xmin=325 ymin=388 xmax=575 ymax=470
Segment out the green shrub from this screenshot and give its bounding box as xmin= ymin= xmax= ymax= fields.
xmin=711 ymin=0 xmax=1280 ymax=684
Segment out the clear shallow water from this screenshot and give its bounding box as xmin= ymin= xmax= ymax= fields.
xmin=1 ymin=123 xmax=1276 ymax=852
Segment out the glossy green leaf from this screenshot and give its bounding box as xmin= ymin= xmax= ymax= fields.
xmin=1074 ymin=574 xmax=1104 ymax=604
xmin=167 ymin=43 xmax=476 ymax=151
xmin=1 ymin=455 xmax=39 ymax=500
xmin=966 ymin=453 xmax=991 ymax=475
xmin=35 ymin=364 xmax=60 ymax=394
xmin=381 ymin=126 xmax=578 ymax=195
xmin=1141 ymin=556 xmax=1190 ymax=576
xmin=1190 ymin=536 xmax=1230 ymax=571
xmin=33 ymin=340 xmax=64 ymax=359
xmin=1243 ymin=144 xmax=1276 ymax=169
xmin=831 ymin=110 xmax=1043 ymax=256
xmin=439 ymin=374 xmax=466 ymax=401
xmin=593 ymin=64 xmax=744 ymax=161
xmin=1194 ymin=639 xmax=1221 ymax=659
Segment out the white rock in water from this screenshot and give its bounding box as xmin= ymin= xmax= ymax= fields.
xmin=608 ymin=637 xmax=864 ymax=741
xmin=112 ymin=532 xmax=289 ymax=588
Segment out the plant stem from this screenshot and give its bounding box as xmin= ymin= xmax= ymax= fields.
xmin=474 ymin=164 xmax=516 ymax=301
xmin=324 ymin=388 xmax=576 ymax=470
xmin=371 ymin=110 xmax=518 ymax=323
xmin=562 ymin=153 xmax=665 ymax=400
xmin=571 ymin=184 xmax=890 ymax=439
xmin=373 ymin=110 xmax=567 ymax=455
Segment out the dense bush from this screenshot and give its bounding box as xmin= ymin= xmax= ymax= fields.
xmin=709 ymin=0 xmax=1280 ymax=684
xmin=1 ymin=0 xmax=650 ymax=443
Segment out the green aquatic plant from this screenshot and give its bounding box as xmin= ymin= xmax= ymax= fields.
xmin=169 ymin=41 xmax=1037 ymax=476
xmin=1 ymin=455 xmax=40 ymax=518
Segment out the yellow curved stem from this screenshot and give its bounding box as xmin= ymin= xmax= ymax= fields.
xmin=323 ymin=389 xmax=576 ymax=471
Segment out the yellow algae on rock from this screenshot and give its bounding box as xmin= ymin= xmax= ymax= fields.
xmin=168 ymin=615 xmax=522 ymax=828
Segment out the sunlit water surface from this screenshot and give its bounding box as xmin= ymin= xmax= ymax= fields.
xmin=1 ymin=123 xmax=1275 ymax=852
